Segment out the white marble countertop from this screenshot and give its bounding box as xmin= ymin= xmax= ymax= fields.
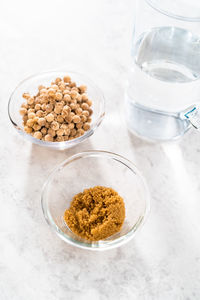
xmin=1 ymin=0 xmax=200 ymax=299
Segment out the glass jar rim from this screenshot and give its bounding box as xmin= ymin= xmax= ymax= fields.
xmin=146 ymin=0 xmax=200 ymax=22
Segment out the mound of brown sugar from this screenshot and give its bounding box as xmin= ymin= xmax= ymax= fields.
xmin=64 ymin=186 xmax=125 ymax=241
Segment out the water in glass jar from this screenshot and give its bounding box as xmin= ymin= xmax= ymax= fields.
xmin=126 ymin=26 xmax=200 ymax=140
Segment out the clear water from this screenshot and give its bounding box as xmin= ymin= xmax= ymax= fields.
xmin=126 ymin=26 xmax=200 ymax=140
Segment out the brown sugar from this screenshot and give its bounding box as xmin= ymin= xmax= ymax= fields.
xmin=64 ymin=186 xmax=125 ymax=241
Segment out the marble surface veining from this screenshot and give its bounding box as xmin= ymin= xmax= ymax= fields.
xmin=0 ymin=0 xmax=200 ymax=299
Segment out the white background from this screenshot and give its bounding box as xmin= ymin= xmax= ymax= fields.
xmin=1 ymin=0 xmax=200 ymax=299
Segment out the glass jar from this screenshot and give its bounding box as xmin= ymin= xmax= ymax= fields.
xmin=126 ymin=0 xmax=200 ymax=141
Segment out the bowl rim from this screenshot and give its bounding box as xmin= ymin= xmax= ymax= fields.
xmin=41 ymin=150 xmax=151 ymax=250
xmin=8 ymin=70 xmax=105 ymax=149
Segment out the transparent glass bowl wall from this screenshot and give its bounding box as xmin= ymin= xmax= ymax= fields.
xmin=41 ymin=151 xmax=150 ymax=250
xmin=8 ymin=71 xmax=105 ymax=150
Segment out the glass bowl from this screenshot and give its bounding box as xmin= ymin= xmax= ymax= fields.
xmin=8 ymin=71 xmax=105 ymax=150
xmin=41 ymin=151 xmax=150 ymax=250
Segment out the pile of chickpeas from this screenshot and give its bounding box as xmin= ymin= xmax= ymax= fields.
xmin=19 ymin=75 xmax=93 ymax=142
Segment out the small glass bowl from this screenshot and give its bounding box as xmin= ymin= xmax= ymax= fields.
xmin=8 ymin=71 xmax=105 ymax=150
xmin=41 ymin=151 xmax=150 ymax=250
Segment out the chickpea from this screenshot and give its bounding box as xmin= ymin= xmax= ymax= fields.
xmin=81 ymin=93 xmax=88 ymax=101
xmin=56 ymin=136 xmax=64 ymax=142
xmin=81 ymin=103 xmax=89 ymax=110
xmin=70 ymin=103 xmax=77 ymax=110
xmin=21 ymin=103 xmax=28 ymax=109
xmin=63 ymin=89 xmax=70 ymax=95
xmin=70 ymin=90 xmax=78 ymax=99
xmin=23 ymin=115 xmax=28 ymax=123
xmin=54 ymin=103 xmax=63 ymax=114
xmin=49 ymin=98 xmax=56 ymax=105
xmin=27 ymin=97 xmax=34 ymax=105
xmin=82 ymin=110 xmax=89 ymax=117
xmin=88 ymin=108 xmax=93 ymax=116
xmin=40 ymin=88 xmax=48 ymax=95
xmin=38 ymin=97 xmax=45 ymax=104
xmin=71 ymin=87 xmax=78 ymax=92
xmin=40 ymin=104 xmax=46 ymax=111
xmin=33 ymin=131 xmax=42 ymax=140
xmin=76 ymin=93 xmax=82 ymax=102
xmin=60 ymin=124 xmax=70 ymax=136
xmin=59 ymin=83 xmax=66 ymax=91
xmin=86 ymin=99 xmax=92 ymax=106
xmin=33 ymin=117 xmax=39 ymax=123
xmin=63 ymin=75 xmax=71 ymax=83
xmin=76 ymin=122 xmax=83 ymax=129
xmin=64 ymin=135 xmax=69 ymax=141
xmin=34 ymin=97 xmax=40 ymax=104
xmin=42 ymin=95 xmax=49 ymax=104
xmin=55 ymin=77 xmax=62 ymax=84
xmin=68 ymin=123 xmax=74 ymax=130
xmin=28 ymin=112 xmax=36 ymax=119
xmin=80 ymin=115 xmax=87 ymax=123
xmin=45 ymin=113 xmax=54 ymax=123
xmin=75 ymin=133 xmax=81 ymax=138
xmin=20 ymin=108 xmax=27 ymax=116
xmin=36 ymin=110 xmax=44 ymax=118
xmin=69 ymin=82 xmax=76 ymax=88
xmin=44 ymin=134 xmax=53 ymax=142
xmin=38 ymin=118 xmax=46 ymax=126
xmin=75 ymin=107 xmax=82 ymax=115
xmin=51 ymin=121 xmax=59 ymax=131
xmin=38 ymin=85 xmax=45 ymax=91
xmin=54 ymin=107 xmax=60 ymax=115
xmin=57 ymin=115 xmax=64 ymax=123
xmin=65 ymin=115 xmax=73 ymax=123
xmin=72 ymin=115 xmax=81 ymax=124
xmin=77 ymin=128 xmax=85 ymax=136
xmin=56 ymin=128 xmax=64 ymax=136
xmin=70 ymin=128 xmax=77 ymax=137
xmin=51 ymin=84 xmax=58 ymax=91
xmin=57 ymin=102 xmax=64 ymax=109
xmin=79 ymin=85 xmax=87 ymax=93
xmin=64 ymin=128 xmax=70 ymax=136
xmin=48 ymin=88 xmax=56 ymax=97
xmin=71 ymin=99 xmax=77 ymax=104
xmin=64 ymin=94 xmax=71 ymax=102
xmin=41 ymin=127 xmax=47 ymax=135
xmin=24 ymin=126 xmax=32 ymax=134
xmin=35 ymin=104 xmax=41 ymax=111
xmin=83 ymin=122 xmax=90 ymax=131
xmin=33 ymin=124 xmax=41 ymax=131
xmin=48 ymin=128 xmax=56 ymax=137
xmin=46 ymin=104 xmax=53 ymax=113
xmin=22 ymin=93 xmax=30 ymax=99
xmin=60 ymin=124 xmax=68 ymax=129
xmin=28 ymin=108 xmax=35 ymax=113
xmin=62 ymin=105 xmax=71 ymax=115
xmin=55 ymin=92 xmax=63 ymax=101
